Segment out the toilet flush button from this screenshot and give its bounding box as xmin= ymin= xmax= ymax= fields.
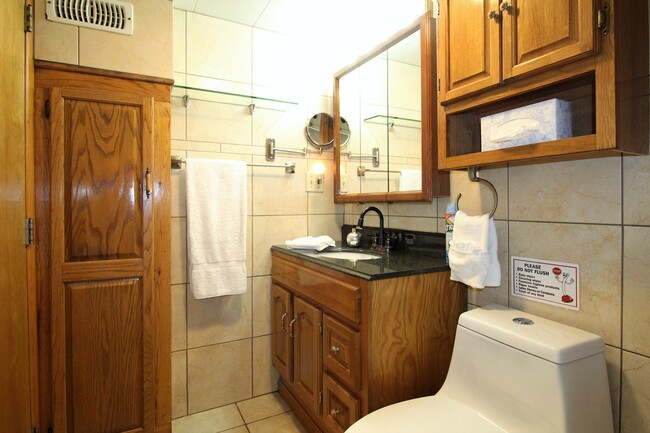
xmin=513 ymin=317 xmax=535 ymax=325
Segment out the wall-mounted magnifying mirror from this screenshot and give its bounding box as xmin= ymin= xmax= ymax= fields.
xmin=305 ymin=113 xmax=351 ymax=150
xmin=333 ymin=11 xmax=449 ymax=203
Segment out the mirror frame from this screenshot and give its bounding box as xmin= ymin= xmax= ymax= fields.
xmin=333 ymin=11 xmax=449 ymax=203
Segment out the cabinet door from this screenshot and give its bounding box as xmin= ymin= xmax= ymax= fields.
xmin=293 ymin=297 xmax=322 ymax=416
xmin=438 ymin=0 xmax=501 ymax=102
xmin=271 ymin=284 xmax=293 ymax=381
xmin=323 ymin=314 xmax=360 ymax=391
xmin=502 ymin=0 xmax=596 ymax=79
xmin=48 ymin=87 xmax=155 ymax=433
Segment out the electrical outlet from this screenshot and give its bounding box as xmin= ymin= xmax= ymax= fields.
xmin=306 ymin=173 xmax=324 ymax=192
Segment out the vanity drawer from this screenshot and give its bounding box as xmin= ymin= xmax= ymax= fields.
xmin=322 ymin=373 xmax=360 ymax=433
xmin=323 ymin=314 xmax=360 ymax=391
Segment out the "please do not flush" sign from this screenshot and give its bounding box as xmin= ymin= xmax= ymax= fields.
xmin=511 ymin=256 xmax=580 ymax=310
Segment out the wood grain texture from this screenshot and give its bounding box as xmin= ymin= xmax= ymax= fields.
xmin=323 ymin=314 xmax=361 ymax=391
xmin=322 ymin=373 xmax=360 ymax=433
xmin=272 ymin=284 xmax=294 ymax=382
xmin=293 ymin=297 xmax=323 ymax=417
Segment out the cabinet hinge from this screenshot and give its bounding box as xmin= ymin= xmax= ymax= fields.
xmin=437 ymin=78 xmax=441 ymax=92
xmin=318 ymin=391 xmax=323 ymax=405
xmin=25 ymin=3 xmax=34 ymax=33
xmin=319 ymin=322 xmax=322 ymax=335
xmin=44 ymin=100 xmax=51 ymax=119
xmin=25 ymin=218 xmax=34 ymax=246
xmin=597 ymin=4 xmax=610 ymax=35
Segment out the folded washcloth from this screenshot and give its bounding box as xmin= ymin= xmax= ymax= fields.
xmin=285 ymin=235 xmax=336 ymax=251
xmin=449 ymin=210 xmax=500 ymax=289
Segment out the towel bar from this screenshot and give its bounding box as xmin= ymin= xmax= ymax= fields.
xmin=455 ymin=167 xmax=498 ymax=218
xmin=171 ymin=156 xmax=296 ymax=174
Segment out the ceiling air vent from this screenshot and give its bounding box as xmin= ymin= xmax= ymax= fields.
xmin=45 ymin=0 xmax=134 ymax=35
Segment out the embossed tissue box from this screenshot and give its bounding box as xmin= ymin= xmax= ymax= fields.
xmin=480 ymin=98 xmax=572 ymax=151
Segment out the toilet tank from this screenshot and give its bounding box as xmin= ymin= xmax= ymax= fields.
xmin=439 ymin=304 xmax=613 ymax=433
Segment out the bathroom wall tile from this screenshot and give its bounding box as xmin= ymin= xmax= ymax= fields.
xmin=222 ymin=143 xmax=267 ymax=157
xmin=348 ymin=203 xmax=389 ymax=228
xmin=510 ymin=157 xmax=621 ymax=224
xmin=187 ymin=340 xmax=252 ymax=413
xmin=623 ymin=226 xmax=650 ymax=357
xmin=237 ymin=392 xmax=290 ymax=424
xmin=173 ymin=9 xmax=186 ymax=74
xmin=172 ymin=351 xmax=187 ymax=419
xmin=467 ymin=220 xmax=509 ymax=307
xmin=252 ymin=215 xmax=308 ymax=276
xmin=605 ymin=345 xmax=621 ymax=433
xmin=247 ymin=412 xmax=308 ymax=433
xmin=306 ymin=95 xmax=334 ymax=117
xmin=508 ymin=222 xmax=622 ymax=346
xmin=308 ymin=159 xmax=344 ymax=215
xmin=183 ymin=141 xmax=222 ymax=153
xmin=247 ymin=216 xmax=253 ymax=277
xmin=172 ymin=284 xmax=187 ymax=352
xmin=388 ymin=216 xmax=438 ymax=232
xmin=252 ymin=28 xmax=305 ymax=91
xmin=172 ymin=403 xmax=245 ymax=433
xmin=34 ymin=0 xmax=79 ymax=65
xmin=171 ymin=139 xmax=188 ymax=152
xmin=171 ymin=153 xmax=187 ymax=218
xmin=171 ymin=217 xmax=187 ymax=285
xmin=186 ymin=279 xmax=252 ymax=348
xmin=186 ymin=13 xmax=251 ymax=83
xmin=252 ymin=157 xmax=308 ymax=216
xmin=621 ymin=351 xmax=650 ymax=433
xmin=251 ymin=92 xmax=307 ymax=149
xmin=308 ymin=214 xmax=344 ymax=242
xmin=450 ymin=166 xmax=507 ymax=220
xmin=389 ymin=201 xmax=437 ymax=218
xmin=253 ymin=276 xmax=272 ymax=337
xmin=171 ymin=94 xmax=187 ymax=141
xmin=253 ymin=335 xmax=279 ymax=396
xmin=186 ymin=99 xmax=252 ymax=145
xmin=437 ymin=197 xmax=450 ymax=220
xmin=623 ymin=153 xmax=650 ymax=226
xmin=79 ymin=0 xmax=173 ymax=78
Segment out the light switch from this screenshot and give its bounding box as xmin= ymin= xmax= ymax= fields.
xmin=306 ymin=173 xmax=324 ymax=192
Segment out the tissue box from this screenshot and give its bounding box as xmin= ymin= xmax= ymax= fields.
xmin=480 ymin=99 xmax=572 ymax=151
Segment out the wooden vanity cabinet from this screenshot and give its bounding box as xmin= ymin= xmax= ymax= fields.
xmin=271 ymin=250 xmax=466 ymax=433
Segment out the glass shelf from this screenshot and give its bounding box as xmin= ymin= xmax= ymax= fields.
xmin=172 ymin=84 xmax=298 ymax=113
xmin=363 ymin=115 xmax=421 ymax=129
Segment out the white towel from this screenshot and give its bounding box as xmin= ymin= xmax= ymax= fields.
xmin=449 ymin=210 xmax=500 ymax=289
xmin=186 ymin=158 xmax=247 ymax=299
xmin=285 ymin=235 xmax=336 ymax=251
xmin=399 ymin=169 xmax=422 ymax=191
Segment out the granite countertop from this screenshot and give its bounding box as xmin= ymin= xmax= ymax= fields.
xmin=271 ymin=244 xmax=450 ymax=281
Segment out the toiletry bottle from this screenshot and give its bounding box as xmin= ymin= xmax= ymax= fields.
xmin=445 ymin=202 xmax=456 ymax=263
xmin=346 ymin=227 xmax=361 ymax=247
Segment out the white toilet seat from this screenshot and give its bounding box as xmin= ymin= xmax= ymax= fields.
xmin=345 ymin=394 xmax=506 ymax=433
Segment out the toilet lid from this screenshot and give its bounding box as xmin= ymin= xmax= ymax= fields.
xmin=345 ymin=395 xmax=506 ymax=433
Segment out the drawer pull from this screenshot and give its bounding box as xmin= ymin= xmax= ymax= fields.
xmin=330 ymin=409 xmax=340 ymax=418
xmin=330 ymin=345 xmax=341 ymax=354
xmin=281 ymin=312 xmax=288 ymax=334
xmin=289 ymin=317 xmax=296 ymax=338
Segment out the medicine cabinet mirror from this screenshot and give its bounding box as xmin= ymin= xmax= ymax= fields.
xmin=334 ymin=11 xmax=448 ymax=203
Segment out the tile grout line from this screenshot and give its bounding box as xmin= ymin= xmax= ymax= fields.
xmin=618 ymin=154 xmax=624 ymax=433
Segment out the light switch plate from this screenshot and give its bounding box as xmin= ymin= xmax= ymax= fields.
xmin=306 ymin=173 xmax=324 ymax=192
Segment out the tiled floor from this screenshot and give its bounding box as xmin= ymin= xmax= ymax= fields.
xmin=172 ymin=392 xmax=308 ymax=433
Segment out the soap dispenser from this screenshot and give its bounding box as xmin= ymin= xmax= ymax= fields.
xmin=346 ymin=227 xmax=361 ymax=248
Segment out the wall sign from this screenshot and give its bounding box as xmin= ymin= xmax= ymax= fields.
xmin=511 ymin=256 xmax=579 ymax=310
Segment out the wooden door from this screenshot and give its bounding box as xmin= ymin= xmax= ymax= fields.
xmin=438 ymin=0 xmax=501 ymax=102
xmin=47 ymin=86 xmax=155 ymax=433
xmin=293 ymin=297 xmax=322 ymax=416
xmin=271 ymin=284 xmax=293 ymax=381
xmin=0 ymin=0 xmax=35 ymax=432
xmin=502 ymin=0 xmax=596 ymax=79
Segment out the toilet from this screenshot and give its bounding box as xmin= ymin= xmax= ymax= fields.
xmin=346 ymin=304 xmax=613 ymax=433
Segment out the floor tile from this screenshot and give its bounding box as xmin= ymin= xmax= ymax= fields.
xmin=237 ymin=392 xmax=291 ymax=424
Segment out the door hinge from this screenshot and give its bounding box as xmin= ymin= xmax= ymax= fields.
xmin=25 ymin=3 xmax=34 ymax=33
xmin=25 ymin=218 xmax=34 ymax=246
xmin=318 ymin=391 xmax=323 ymax=405
xmin=597 ymin=4 xmax=609 ymax=35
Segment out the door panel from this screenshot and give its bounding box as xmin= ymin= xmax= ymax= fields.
xmin=271 ymin=284 xmax=293 ymax=381
xmin=503 ymin=0 xmax=596 ymax=79
xmin=293 ymin=297 xmax=322 ymax=416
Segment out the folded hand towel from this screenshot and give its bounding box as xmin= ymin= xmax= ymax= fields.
xmin=399 ymin=169 xmax=422 ymax=191
xmin=186 ymin=158 xmax=247 ymax=299
xmin=449 ymin=210 xmax=500 ymax=289
xmin=285 ymin=235 xmax=336 ymax=251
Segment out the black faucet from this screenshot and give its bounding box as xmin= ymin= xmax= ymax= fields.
xmin=357 ymin=206 xmax=385 ymax=250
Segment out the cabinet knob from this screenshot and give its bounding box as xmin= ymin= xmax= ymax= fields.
xmin=330 ymin=345 xmax=341 ymax=354
xmin=487 ymin=10 xmax=499 ymax=20
xmin=499 ymin=2 xmax=512 ymax=12
xmin=330 ymin=409 xmax=340 ymax=418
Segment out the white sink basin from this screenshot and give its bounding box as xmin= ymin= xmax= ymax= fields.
xmin=316 ymin=251 xmax=381 ymax=261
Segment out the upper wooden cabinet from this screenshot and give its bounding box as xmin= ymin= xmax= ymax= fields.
xmin=437 ymin=0 xmax=649 ymax=170
xmin=439 ymin=0 xmax=597 ymax=102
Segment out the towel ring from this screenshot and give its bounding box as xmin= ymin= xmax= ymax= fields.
xmin=455 ymin=167 xmax=498 ymax=218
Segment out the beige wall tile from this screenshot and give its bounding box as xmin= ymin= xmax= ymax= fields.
xmin=187 ymin=340 xmax=252 ymax=413
xmin=171 ymin=95 xmax=187 ymax=140
xmin=236 ymin=392 xmax=290 ymax=424
xmin=605 ymin=346 xmax=621 ymax=433
xmin=467 ymin=220 xmax=509 ymax=307
xmin=252 ymin=158 xmax=308 ymax=216
xmin=171 ymin=155 xmax=187 ymax=218
xmin=510 ymin=157 xmax=621 ymax=224
xmin=171 ymin=217 xmax=187 ymax=285
xmin=172 ymin=284 xmax=187 ymax=352
xmin=623 ymin=226 xmax=650 ymax=357
xmin=508 ymin=222 xmax=622 ymax=345
xmin=252 ymin=29 xmax=305 ymax=91
xmin=172 ymin=352 xmax=187 ymax=419
xmin=308 ymin=214 xmax=344 ymax=242
xmin=623 ymin=153 xmax=650 ymax=226
xmin=247 ymin=412 xmax=308 ymax=433
xmin=172 ymin=403 xmax=245 ymax=433
xmin=79 ymin=0 xmax=173 ymax=78
xmin=186 ymin=13 xmax=251 ymax=82
xmin=253 ymin=335 xmax=279 ymax=396
xmin=621 ymin=352 xmax=650 ymax=433
xmin=252 ymin=99 xmax=308 ymax=151
xmin=173 ymin=9 xmax=186 ymax=74
xmin=187 ymin=279 xmax=252 ymax=348
xmin=34 ymin=0 xmax=78 ymax=64
xmin=388 ymin=216 xmax=437 ymax=232
xmin=389 ymin=200 xmax=438 ymax=218
xmin=186 ymin=99 xmax=253 ymax=145
xmin=253 ymin=276 xmax=272 ymax=337
xmin=252 ymin=215 xmax=308 ymax=276
xmin=450 ymin=166 xmax=507 ymax=220
xmin=307 ymin=159 xmax=344 ymax=215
